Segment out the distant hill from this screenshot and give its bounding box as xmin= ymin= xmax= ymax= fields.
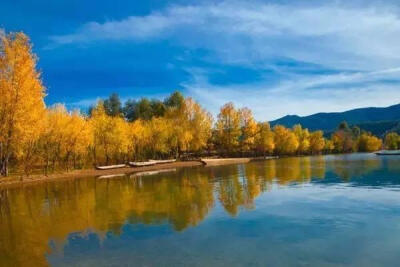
xmin=270 ymin=103 xmax=400 ymax=136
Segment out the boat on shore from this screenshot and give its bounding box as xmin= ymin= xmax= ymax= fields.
xmin=129 ymin=161 xmax=157 ymax=167
xmin=375 ymin=150 xmax=400 ymax=156
xmin=95 ymin=164 xmax=126 ymax=170
xmin=149 ymin=159 xmax=177 ymax=164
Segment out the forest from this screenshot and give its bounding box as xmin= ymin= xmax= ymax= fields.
xmin=1 ymin=32 xmax=398 ymax=177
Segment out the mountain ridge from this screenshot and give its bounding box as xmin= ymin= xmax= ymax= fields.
xmin=270 ymin=103 xmax=400 ymax=136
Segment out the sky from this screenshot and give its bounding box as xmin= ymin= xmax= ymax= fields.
xmin=2 ymin=0 xmax=400 ymax=121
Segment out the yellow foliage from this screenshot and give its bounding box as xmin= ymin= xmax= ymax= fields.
xmin=293 ymin=124 xmax=310 ymax=154
xmin=384 ymin=132 xmax=400 ymax=150
xmin=324 ymin=139 xmax=334 ymax=152
xmin=273 ymin=125 xmax=299 ymax=155
xmin=216 ymin=102 xmax=241 ymax=153
xmin=255 ymin=122 xmax=275 ymax=155
xmin=40 ymin=105 xmax=92 ymax=171
xmin=90 ymin=102 xmax=129 ymax=165
xmin=165 ymin=97 xmax=212 ymax=155
xmin=357 ymin=133 xmax=382 ymax=152
xmin=146 ymin=117 xmax=174 ymax=156
xmin=309 ymin=131 xmax=325 ymax=154
xmin=127 ymin=119 xmax=148 ymax=160
xmin=0 ymin=32 xmax=46 ymax=175
xmin=239 ymin=107 xmax=259 ymax=151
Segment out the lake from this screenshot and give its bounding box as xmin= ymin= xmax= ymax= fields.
xmin=1 ymin=153 xmax=400 ymax=266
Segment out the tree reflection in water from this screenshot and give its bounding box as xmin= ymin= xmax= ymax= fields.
xmin=0 ymin=154 xmax=385 ymax=266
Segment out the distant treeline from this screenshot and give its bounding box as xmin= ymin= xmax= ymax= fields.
xmin=1 ymin=32 xmax=399 ymax=176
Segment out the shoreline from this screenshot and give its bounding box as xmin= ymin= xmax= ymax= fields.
xmin=0 ymin=157 xmax=281 ymax=189
xmin=0 ymin=161 xmax=204 ymax=189
xmin=0 ymin=154 xmax=378 ymax=189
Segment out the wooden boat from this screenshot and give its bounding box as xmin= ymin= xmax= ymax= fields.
xmin=128 ymin=161 xmax=157 ymax=167
xmin=149 ymin=159 xmax=177 ymax=164
xmin=375 ymin=150 xmax=400 ymax=156
xmin=95 ymin=164 xmax=126 ymax=170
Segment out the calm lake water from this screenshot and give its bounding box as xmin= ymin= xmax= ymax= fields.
xmin=1 ymin=153 xmax=400 ymax=266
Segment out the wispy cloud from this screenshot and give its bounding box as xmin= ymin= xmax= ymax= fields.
xmin=184 ymin=67 xmax=400 ymax=120
xmin=49 ymin=1 xmax=400 ymax=119
xmin=50 ymin=1 xmax=400 ymax=70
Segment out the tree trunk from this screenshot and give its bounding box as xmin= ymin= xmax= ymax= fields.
xmin=45 ymin=157 xmax=49 ymax=176
xmin=1 ymin=156 xmax=9 ymax=177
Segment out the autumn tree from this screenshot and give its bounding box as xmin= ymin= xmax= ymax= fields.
xmin=0 ymin=32 xmax=46 ymax=176
xmin=146 ymin=117 xmax=174 ymax=158
xmin=63 ymin=110 xmax=92 ymax=170
xmin=293 ymin=124 xmax=310 ymax=154
xmin=127 ymin=119 xmax=148 ymax=160
xmin=165 ymin=97 xmax=212 ymax=157
xmin=384 ymin=132 xmax=400 ymax=150
xmin=90 ymin=102 xmax=129 ymax=165
xmin=309 ymin=131 xmax=325 ymax=154
xmin=324 ymin=139 xmax=335 ymax=153
xmin=216 ymin=102 xmax=241 ymax=155
xmin=357 ymin=133 xmax=382 ymax=152
xmin=184 ymin=98 xmax=213 ymax=152
xmin=331 ymin=121 xmax=355 ymax=153
xmin=39 ymin=104 xmax=69 ymax=173
xmin=255 ymin=122 xmax=275 ymax=156
xmin=39 ymin=105 xmax=92 ymax=173
xmin=239 ymin=107 xmax=258 ymax=153
xmin=273 ymin=125 xmax=299 ymax=155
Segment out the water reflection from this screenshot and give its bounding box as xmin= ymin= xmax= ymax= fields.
xmin=0 ymin=153 xmax=398 ymax=266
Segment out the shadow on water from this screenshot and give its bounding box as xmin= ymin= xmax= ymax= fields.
xmin=0 ymin=153 xmax=399 ymax=266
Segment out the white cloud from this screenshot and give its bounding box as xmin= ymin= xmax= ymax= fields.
xmin=66 ymin=97 xmax=103 ymax=108
xmin=50 ymin=1 xmax=400 ymax=70
xmin=184 ymin=68 xmax=400 ymax=121
xmin=49 ymin=1 xmax=400 ymax=119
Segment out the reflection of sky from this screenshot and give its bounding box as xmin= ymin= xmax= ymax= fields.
xmin=47 ymin=155 xmax=400 ymax=266
xmin=48 ymin=185 xmax=400 ymax=266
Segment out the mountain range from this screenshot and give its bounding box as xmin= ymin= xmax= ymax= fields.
xmin=270 ymin=103 xmax=400 ymax=137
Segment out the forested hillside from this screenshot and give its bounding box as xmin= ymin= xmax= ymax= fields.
xmin=271 ymin=104 xmax=400 ymax=135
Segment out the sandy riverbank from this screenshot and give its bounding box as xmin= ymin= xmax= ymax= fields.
xmin=0 ymin=161 xmax=203 ymax=189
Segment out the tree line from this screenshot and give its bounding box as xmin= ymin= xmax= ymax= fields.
xmin=0 ymin=32 xmax=396 ymax=176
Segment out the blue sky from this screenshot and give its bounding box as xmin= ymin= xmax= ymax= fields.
xmin=2 ymin=0 xmax=400 ymax=120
